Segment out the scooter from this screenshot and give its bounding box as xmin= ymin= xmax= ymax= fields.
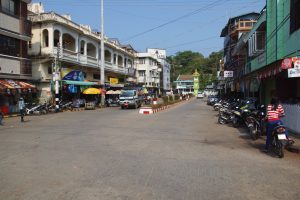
xmin=270 ymin=124 xmax=288 ymax=158
xmin=25 ymin=103 xmax=42 ymax=115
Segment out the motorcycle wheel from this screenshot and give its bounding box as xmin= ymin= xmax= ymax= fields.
xmin=232 ymin=118 xmax=239 ymax=128
xmin=214 ymin=106 xmax=219 ymax=111
xmin=218 ymin=116 xmax=226 ymax=124
xmin=275 ymin=140 xmax=284 ymax=158
xmin=249 ymin=126 xmax=258 ymax=140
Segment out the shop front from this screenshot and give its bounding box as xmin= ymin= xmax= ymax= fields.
xmin=257 ymin=57 xmax=300 ymax=105
xmin=0 ymin=80 xmax=37 ymax=115
xmin=61 ymin=69 xmax=101 ymax=107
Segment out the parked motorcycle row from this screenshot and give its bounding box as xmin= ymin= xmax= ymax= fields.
xmin=208 ymin=97 xmax=295 ymax=158
xmin=25 ymin=100 xmax=73 ymax=115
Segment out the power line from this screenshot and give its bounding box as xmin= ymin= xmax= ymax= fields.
xmin=165 ymin=36 xmax=219 ymax=49
xmin=145 ymin=0 xmax=260 ymax=50
xmin=121 ymin=0 xmax=230 ymax=42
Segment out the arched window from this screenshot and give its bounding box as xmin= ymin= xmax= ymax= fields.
xmin=80 ymin=40 xmax=85 ymax=55
xmin=105 ymin=50 xmax=112 ymax=62
xmin=87 ymin=43 xmax=96 ymax=58
xmin=42 ymin=29 xmax=49 ymax=47
xmin=118 ymin=55 xmax=123 ymax=67
xmin=53 ymin=30 xmax=60 ymax=47
xmin=62 ymin=33 xmax=76 ymax=51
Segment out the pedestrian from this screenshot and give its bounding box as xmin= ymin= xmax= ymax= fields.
xmin=263 ymin=98 xmax=289 ymax=152
xmin=18 ymin=97 xmax=25 ymax=122
xmin=0 ymin=110 xmax=3 ymax=125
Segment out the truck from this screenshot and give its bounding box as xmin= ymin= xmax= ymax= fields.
xmin=119 ymin=89 xmax=143 ymax=109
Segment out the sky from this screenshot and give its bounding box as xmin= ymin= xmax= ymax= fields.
xmin=34 ymin=0 xmax=265 ymax=57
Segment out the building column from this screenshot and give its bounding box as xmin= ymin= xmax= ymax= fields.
xmin=84 ymin=42 xmax=87 ymax=56
xmin=49 ymin=28 xmax=54 ymax=49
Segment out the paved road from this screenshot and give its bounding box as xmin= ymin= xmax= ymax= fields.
xmin=0 ymin=99 xmax=300 ymax=200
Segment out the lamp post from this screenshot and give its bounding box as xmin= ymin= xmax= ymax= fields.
xmin=100 ymin=0 xmax=105 ymax=106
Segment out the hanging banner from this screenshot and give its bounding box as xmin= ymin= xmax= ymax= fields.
xmin=281 ymin=58 xmax=293 ymax=70
xmin=63 ymin=70 xmax=85 ymax=81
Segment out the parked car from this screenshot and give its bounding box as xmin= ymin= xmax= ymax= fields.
xmin=197 ymin=92 xmax=204 ymax=99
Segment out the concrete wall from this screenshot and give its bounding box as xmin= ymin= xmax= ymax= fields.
xmin=266 ymin=0 xmax=300 ymax=65
xmin=0 ymin=12 xmax=20 ymax=34
xmin=0 ymin=57 xmax=20 ymax=75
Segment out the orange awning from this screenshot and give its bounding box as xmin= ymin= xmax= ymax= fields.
xmin=0 ymin=79 xmax=36 ymax=94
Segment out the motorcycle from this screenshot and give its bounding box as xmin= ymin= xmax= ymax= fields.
xmin=25 ymin=103 xmax=42 ymax=115
xmin=246 ymin=105 xmax=266 ymax=140
xmin=270 ymin=124 xmax=288 ymax=158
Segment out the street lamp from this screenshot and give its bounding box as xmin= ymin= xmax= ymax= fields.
xmin=100 ymin=0 xmax=105 ymax=106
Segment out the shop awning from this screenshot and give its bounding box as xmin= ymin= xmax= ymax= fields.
xmin=0 ymin=79 xmax=36 ymax=94
xmin=83 ymin=88 xmax=101 ymax=95
xmin=63 ymin=80 xmax=98 ymax=86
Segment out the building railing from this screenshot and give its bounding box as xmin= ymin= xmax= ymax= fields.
xmin=20 ymin=19 xmax=32 ymax=37
xmin=20 ymin=59 xmax=32 ymax=76
xmin=29 ymin=12 xmax=135 ymax=57
xmin=282 ymin=104 xmax=300 ymax=135
xmin=230 ymin=20 xmax=256 ymax=34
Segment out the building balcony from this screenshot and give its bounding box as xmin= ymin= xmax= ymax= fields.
xmin=0 ymin=55 xmax=31 ymax=78
xmin=0 ymin=9 xmax=31 ymax=40
xmin=230 ymin=20 xmax=256 ymax=36
xmin=87 ymin=56 xmax=98 ymax=66
xmin=20 ymin=19 xmax=32 ymax=37
xmin=137 ymin=77 xmax=145 ymax=83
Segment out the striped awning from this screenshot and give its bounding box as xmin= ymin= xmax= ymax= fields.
xmin=0 ymin=79 xmax=36 ymax=94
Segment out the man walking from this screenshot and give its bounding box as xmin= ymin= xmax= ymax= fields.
xmin=18 ymin=98 xmax=25 ymax=122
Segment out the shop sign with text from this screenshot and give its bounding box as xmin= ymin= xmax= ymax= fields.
xmin=288 ymin=68 xmax=300 ymax=78
xmin=109 ymin=78 xmax=119 ymax=85
xmin=224 ymin=71 xmax=234 ymax=78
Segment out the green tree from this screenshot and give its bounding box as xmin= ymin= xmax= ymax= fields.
xmin=168 ymin=50 xmax=223 ymax=89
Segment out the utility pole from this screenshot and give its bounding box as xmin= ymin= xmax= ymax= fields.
xmin=54 ymin=43 xmax=61 ymax=111
xmin=100 ymin=0 xmax=105 ymax=106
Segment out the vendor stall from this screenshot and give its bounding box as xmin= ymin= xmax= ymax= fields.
xmin=0 ymin=79 xmax=37 ymax=115
xmin=106 ymin=90 xmax=121 ymax=107
xmin=82 ymin=88 xmax=102 ymax=109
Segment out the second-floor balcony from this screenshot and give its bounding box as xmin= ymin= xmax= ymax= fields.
xmin=137 ymin=76 xmax=146 ymax=83
xmin=0 ymin=9 xmax=31 ymax=39
xmin=230 ymin=20 xmax=256 ymax=36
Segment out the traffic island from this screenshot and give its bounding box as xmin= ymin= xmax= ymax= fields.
xmin=139 ymin=97 xmax=193 ymax=115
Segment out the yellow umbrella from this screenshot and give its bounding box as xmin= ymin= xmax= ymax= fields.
xmin=83 ymin=88 xmax=101 ymax=95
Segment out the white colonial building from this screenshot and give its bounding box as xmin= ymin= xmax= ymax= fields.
xmin=136 ymin=52 xmax=162 ymax=96
xmin=136 ymin=49 xmax=171 ymax=96
xmin=147 ymin=48 xmax=171 ymax=93
xmin=27 ymin=3 xmax=137 ymax=101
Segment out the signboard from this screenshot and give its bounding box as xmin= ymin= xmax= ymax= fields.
xmin=224 ymin=71 xmax=234 ymax=78
xmin=281 ymin=58 xmax=293 ymax=69
xmin=293 ymin=58 xmax=300 ymax=69
xmin=62 ymin=70 xmax=84 ymax=81
xmin=109 ymin=78 xmax=119 ymax=85
xmin=288 ymin=68 xmax=300 ymax=78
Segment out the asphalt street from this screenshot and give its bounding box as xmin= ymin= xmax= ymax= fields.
xmin=0 ymin=99 xmax=300 ymax=200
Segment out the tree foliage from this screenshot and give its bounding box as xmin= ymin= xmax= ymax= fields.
xmin=167 ymin=50 xmax=223 ymax=89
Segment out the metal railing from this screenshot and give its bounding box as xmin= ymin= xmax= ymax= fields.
xmin=20 ymin=59 xmax=32 ymax=76
xmin=282 ymin=104 xmax=300 ymax=135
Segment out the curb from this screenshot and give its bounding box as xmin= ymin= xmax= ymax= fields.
xmin=139 ymin=98 xmax=193 ymax=115
xmin=3 ymin=114 xmax=19 ymax=118
xmin=71 ymin=108 xmax=85 ymax=112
